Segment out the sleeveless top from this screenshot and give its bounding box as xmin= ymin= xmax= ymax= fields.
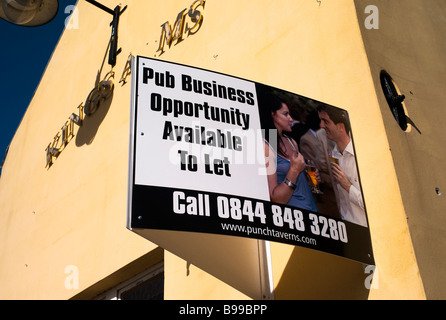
xmin=269 ymin=137 xmax=318 ymax=212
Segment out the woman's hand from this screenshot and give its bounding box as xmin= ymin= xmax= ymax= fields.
xmin=315 ymin=168 xmax=321 ymax=184
xmin=289 ymin=151 xmax=306 ymax=174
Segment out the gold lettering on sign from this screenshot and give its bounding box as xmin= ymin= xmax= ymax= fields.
xmin=45 ymin=104 xmax=84 ymax=168
xmin=45 ymin=68 xmax=123 ymax=169
xmin=156 ymin=0 xmax=206 ymax=56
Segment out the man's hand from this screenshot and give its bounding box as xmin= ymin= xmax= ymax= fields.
xmin=331 ymin=163 xmax=351 ymax=192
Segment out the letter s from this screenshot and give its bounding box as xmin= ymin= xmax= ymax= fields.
xmin=185 ymin=0 xmax=206 ymax=35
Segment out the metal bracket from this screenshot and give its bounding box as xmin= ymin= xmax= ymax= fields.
xmin=85 ymin=0 xmax=128 ymax=67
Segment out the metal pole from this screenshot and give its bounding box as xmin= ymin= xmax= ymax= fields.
xmin=85 ymin=0 xmax=115 ymax=15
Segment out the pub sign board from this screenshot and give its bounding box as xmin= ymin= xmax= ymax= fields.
xmin=127 ymin=56 xmax=374 ymax=266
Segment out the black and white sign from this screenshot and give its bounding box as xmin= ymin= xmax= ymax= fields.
xmin=127 ymin=56 xmax=374 ymax=265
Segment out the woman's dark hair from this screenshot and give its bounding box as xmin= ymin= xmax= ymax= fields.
xmin=257 ymin=85 xmax=291 ymax=157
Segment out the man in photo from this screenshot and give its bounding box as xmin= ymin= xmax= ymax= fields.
xmin=317 ymin=104 xmax=368 ymax=227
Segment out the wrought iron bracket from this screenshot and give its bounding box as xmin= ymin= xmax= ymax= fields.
xmin=85 ymin=0 xmax=128 ymax=67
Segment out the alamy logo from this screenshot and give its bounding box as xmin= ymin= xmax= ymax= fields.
xmin=365 ymin=5 xmax=379 ymax=30
xmin=65 ymin=5 xmax=79 ymax=29
xmin=364 ymin=265 xmax=379 ymax=289
xmin=64 ymin=265 xmax=79 ymax=290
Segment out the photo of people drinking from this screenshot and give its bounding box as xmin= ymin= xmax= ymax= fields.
xmin=257 ymin=84 xmax=368 ymax=228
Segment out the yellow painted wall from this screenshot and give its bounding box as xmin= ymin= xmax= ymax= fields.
xmin=0 ymin=0 xmax=159 ymax=300
xmin=355 ymin=0 xmax=446 ymax=299
xmin=164 ymin=251 xmax=250 ymax=300
xmin=0 ymin=0 xmax=431 ymax=299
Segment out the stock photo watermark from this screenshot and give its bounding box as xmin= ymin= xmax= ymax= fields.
xmin=64 ymin=4 xmax=379 ymax=31
xmin=364 ymin=265 xmax=379 ymax=289
xmin=65 ymin=5 xmax=79 ymax=30
xmin=164 ymin=126 xmax=277 ymax=176
xmin=64 ymin=265 xmax=79 ymax=290
xmin=63 ymin=264 xmax=378 ymax=293
xmin=365 ymin=5 xmax=379 ymax=30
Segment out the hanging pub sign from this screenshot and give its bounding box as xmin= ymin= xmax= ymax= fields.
xmin=127 ymin=56 xmax=375 ymax=265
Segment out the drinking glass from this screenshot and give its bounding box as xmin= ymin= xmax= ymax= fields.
xmin=306 ymin=160 xmax=322 ymax=194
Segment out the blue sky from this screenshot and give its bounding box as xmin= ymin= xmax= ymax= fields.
xmin=0 ymin=0 xmax=78 ymax=173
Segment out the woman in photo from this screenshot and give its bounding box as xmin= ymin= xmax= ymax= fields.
xmin=263 ymin=94 xmax=318 ymax=212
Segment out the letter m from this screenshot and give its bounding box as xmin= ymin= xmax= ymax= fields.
xmin=156 ymin=8 xmax=188 ymax=56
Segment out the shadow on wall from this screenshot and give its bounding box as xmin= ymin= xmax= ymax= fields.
xmin=76 ymin=35 xmax=115 ymax=147
xmin=274 ymin=246 xmax=371 ymax=300
xmin=76 ymin=88 xmax=113 ymax=147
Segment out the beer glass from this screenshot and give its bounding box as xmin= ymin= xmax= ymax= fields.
xmin=329 ymin=155 xmax=339 ymax=165
xmin=306 ymin=160 xmax=322 ymax=194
